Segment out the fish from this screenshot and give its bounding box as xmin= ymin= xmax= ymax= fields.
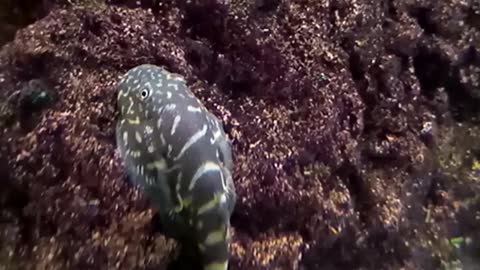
xmin=115 ymin=64 xmax=236 ymax=270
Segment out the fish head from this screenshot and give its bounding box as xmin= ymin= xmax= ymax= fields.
xmin=116 ymin=64 xmax=180 ymax=122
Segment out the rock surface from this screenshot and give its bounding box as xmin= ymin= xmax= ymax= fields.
xmin=0 ymin=0 xmax=480 ymax=269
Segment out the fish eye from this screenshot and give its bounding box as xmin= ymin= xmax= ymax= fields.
xmin=141 ymin=88 xmax=150 ymax=99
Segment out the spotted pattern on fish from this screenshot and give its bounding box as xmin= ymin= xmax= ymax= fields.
xmin=115 ymin=64 xmax=236 ymax=270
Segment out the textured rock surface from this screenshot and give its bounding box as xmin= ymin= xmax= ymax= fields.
xmin=0 ymin=0 xmax=479 ymax=269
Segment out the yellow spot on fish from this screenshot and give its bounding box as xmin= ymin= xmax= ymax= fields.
xmin=127 ymin=117 xmax=141 ymax=125
xmin=197 ymin=193 xmax=221 ymax=215
xmin=175 ymin=172 xmax=183 ymax=193
xmin=472 ymin=160 xmax=480 ymax=170
xmin=177 ymin=171 xmax=182 ymax=183
xmin=167 ymin=145 xmax=173 ymax=157
xmin=119 ymin=88 xmax=129 ymax=97
xmin=173 ymin=194 xmax=192 ymax=214
xmin=204 ymin=229 xmax=225 ymax=245
xmin=187 ymin=105 xmax=202 ymax=113
xmin=188 ymin=161 xmax=221 ymax=190
xmin=171 ymin=115 xmax=181 ymax=135
xmin=145 ymin=125 xmax=153 ymax=134
xmin=135 ymin=131 xmax=142 ymax=143
xmin=203 ymin=262 xmax=228 ymax=270
xmin=174 ymin=193 xmax=184 ymax=212
xmin=147 ymin=144 xmax=155 ymax=153
xmin=160 ymin=133 xmax=166 ymax=145
xmin=167 ymin=83 xmax=179 ymax=91
xmin=130 ymin=150 xmax=141 ymax=158
xmin=183 ymin=196 xmax=192 ymax=208
xmin=226 ymin=225 xmax=231 ymax=240
xmin=146 ymin=160 xmax=167 ymax=170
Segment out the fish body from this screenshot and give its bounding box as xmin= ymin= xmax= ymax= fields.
xmin=115 ymin=64 xmax=236 ymax=270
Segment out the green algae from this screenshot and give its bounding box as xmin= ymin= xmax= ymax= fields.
xmin=427 ymin=121 xmax=480 ymax=268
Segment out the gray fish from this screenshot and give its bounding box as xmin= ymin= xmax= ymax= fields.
xmin=115 ymin=64 xmax=236 ymax=270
